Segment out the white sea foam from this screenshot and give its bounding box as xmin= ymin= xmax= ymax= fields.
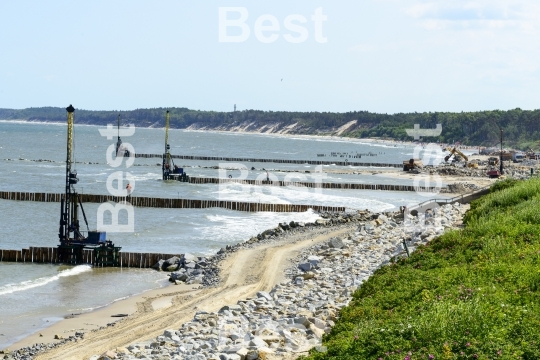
xmin=0 ymin=265 xmax=92 ymax=296
xmin=0 ymin=120 xmax=97 ymax=128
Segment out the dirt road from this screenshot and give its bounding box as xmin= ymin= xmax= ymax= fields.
xmin=35 ymin=225 xmax=355 ymax=360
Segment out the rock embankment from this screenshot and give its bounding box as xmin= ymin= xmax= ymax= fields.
xmin=3 ymin=212 xmax=369 ymax=360
xmin=161 ymin=212 xmax=375 ymax=288
xmin=89 ymin=203 xmax=467 ymax=360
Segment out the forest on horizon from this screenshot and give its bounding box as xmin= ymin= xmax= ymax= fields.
xmin=1 ymin=106 xmax=539 ymax=150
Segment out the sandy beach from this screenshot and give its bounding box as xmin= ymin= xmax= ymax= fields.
xmin=9 ymin=283 xmax=198 ymax=351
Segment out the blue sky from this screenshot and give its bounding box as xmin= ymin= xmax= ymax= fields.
xmin=0 ymin=1 xmax=538 ymax=113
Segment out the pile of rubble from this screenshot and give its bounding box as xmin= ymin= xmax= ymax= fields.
xmin=440 ymin=182 xmax=480 ymax=193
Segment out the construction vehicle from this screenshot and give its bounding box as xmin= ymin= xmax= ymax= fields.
xmin=445 ymin=147 xmax=469 ymax=163
xmin=526 ymin=149 xmax=538 ymax=160
xmin=162 ymin=110 xmax=189 ymax=182
xmin=487 ymin=157 xmax=502 ymax=178
xmin=501 ymin=152 xmax=512 ymax=161
xmin=58 ymin=105 xmax=121 ymax=265
xmin=487 ymin=169 xmax=501 ymax=178
xmin=403 ymin=158 xmax=423 ymax=171
xmin=488 ymin=157 xmax=499 ymax=166
xmin=512 ymin=152 xmax=525 ymax=163
xmin=467 ymin=162 xmax=478 ymax=169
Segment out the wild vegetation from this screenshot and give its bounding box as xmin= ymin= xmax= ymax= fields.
xmin=305 ymin=177 xmax=540 ymax=359
xmin=1 ymin=107 xmax=539 ymax=150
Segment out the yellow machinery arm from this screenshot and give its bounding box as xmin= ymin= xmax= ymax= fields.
xmin=445 ymin=147 xmax=468 ymax=162
xmin=454 ymin=148 xmax=468 ymax=162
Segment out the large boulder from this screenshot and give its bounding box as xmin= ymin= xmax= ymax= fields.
xmin=152 ymin=259 xmax=165 ymax=271
xmin=219 ymin=304 xmax=242 ymax=313
xmin=328 ymin=238 xmax=344 ymax=249
xmin=307 ymin=255 xmax=322 ymax=267
xmin=256 ymin=291 xmax=273 ymax=301
xmin=162 ymin=256 xmax=181 ymax=271
xmin=188 ymin=274 xmax=204 ymax=284
xmin=249 ymin=336 xmax=267 ymax=349
xmin=170 ymin=270 xmax=188 ymax=282
xmin=279 ymin=222 xmax=291 ymax=230
xmin=186 ymin=268 xmax=202 ymax=276
xmin=165 ymin=264 xmax=179 ymax=272
xmin=163 ymin=329 xmax=177 ymax=338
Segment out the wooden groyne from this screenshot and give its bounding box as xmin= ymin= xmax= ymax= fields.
xmin=0 ymin=191 xmax=345 ymax=213
xmin=135 ymin=153 xmax=402 ymax=168
xmin=0 ymin=246 xmax=179 ymax=268
xmin=188 ymin=177 xmax=440 ymax=192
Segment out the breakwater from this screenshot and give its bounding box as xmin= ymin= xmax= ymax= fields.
xmin=0 ymin=191 xmax=345 ymax=213
xmin=135 ymin=153 xmax=402 ymax=168
xmin=188 ymin=176 xmax=439 ymax=192
xmin=0 ymin=246 xmax=178 ymax=268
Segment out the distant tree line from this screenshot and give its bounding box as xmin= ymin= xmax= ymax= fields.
xmin=1 ymin=106 xmax=539 ymax=150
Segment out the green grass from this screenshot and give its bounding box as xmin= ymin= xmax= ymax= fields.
xmin=306 ymin=178 xmax=540 ymax=360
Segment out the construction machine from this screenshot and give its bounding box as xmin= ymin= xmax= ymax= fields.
xmin=445 ymin=147 xmax=469 ymax=163
xmin=487 ymin=169 xmax=501 ymax=178
xmin=403 ymin=158 xmax=423 ymax=171
xmin=58 ymin=105 xmax=121 ymax=265
xmin=526 ymin=149 xmax=537 ymax=160
xmin=162 ymin=110 xmax=189 ymax=182
xmin=488 ymin=157 xmax=499 ymax=166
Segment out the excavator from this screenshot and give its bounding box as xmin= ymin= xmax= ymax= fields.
xmin=445 ymin=147 xmax=468 ymax=163
xmin=444 ymin=147 xmax=478 ymax=168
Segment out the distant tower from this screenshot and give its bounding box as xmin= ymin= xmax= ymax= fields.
xmin=234 ymin=104 xmax=236 ymax=112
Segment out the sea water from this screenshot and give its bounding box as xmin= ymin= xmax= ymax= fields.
xmin=0 ymin=121 xmax=454 ymax=348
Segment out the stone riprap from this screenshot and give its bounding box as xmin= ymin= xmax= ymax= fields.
xmin=163 ymin=212 xmax=374 ymax=289
xmin=82 ymin=203 xmax=468 ymax=360
xmin=4 ymin=212 xmax=370 ymax=360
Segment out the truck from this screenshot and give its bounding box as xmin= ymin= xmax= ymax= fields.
xmin=512 ymin=152 xmax=525 ymax=163
xmin=487 ymin=169 xmax=501 ymax=178
xmin=488 ymin=157 xmax=499 ymax=166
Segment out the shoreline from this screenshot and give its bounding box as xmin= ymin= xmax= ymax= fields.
xmin=15 ymin=204 xmax=470 ymax=360
xmin=0 ymin=119 xmax=486 ymax=151
xmin=8 ymin=214 xmax=368 ymax=358
xmin=7 ymin=281 xmax=197 ymax=351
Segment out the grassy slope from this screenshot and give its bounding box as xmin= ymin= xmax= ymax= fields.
xmin=306 ymin=178 xmax=540 ymax=360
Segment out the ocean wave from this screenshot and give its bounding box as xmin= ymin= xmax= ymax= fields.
xmin=0 ymin=120 xmax=66 ymax=126
xmin=0 ymin=120 xmax=98 ymax=128
xmin=0 ymin=265 xmax=92 ymax=296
